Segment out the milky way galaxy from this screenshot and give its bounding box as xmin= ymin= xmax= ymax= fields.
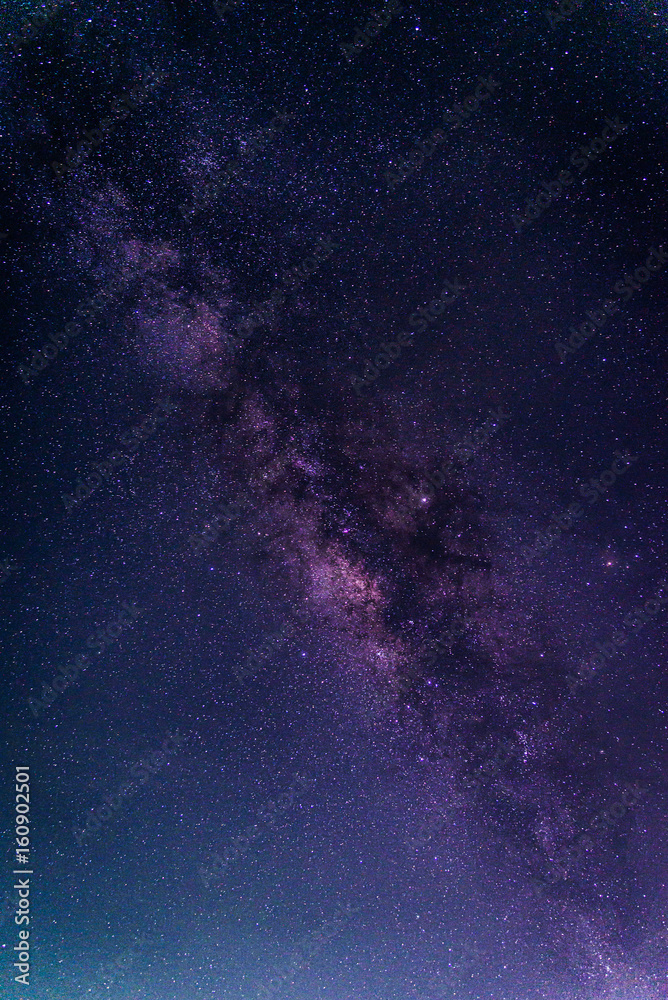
xmin=1 ymin=2 xmax=667 ymax=999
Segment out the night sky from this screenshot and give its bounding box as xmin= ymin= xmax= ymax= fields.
xmin=1 ymin=1 xmax=667 ymax=999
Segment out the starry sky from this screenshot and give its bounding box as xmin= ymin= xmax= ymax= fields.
xmin=1 ymin=1 xmax=667 ymax=999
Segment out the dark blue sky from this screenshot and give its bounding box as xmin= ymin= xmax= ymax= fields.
xmin=0 ymin=2 xmax=667 ymax=999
